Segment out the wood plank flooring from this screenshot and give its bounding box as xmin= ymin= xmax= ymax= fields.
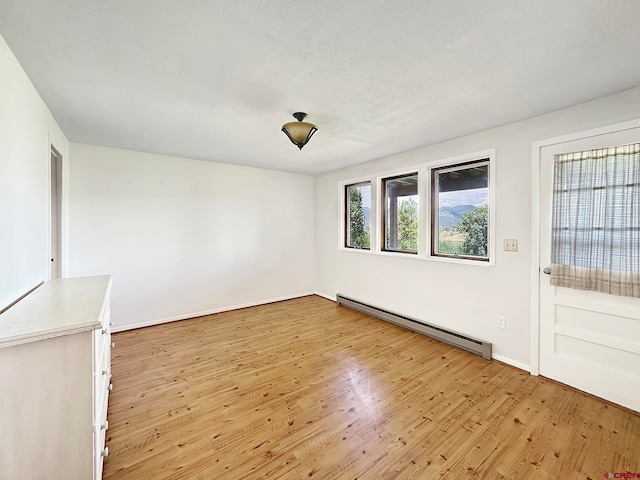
xmin=103 ymin=295 xmax=639 ymax=479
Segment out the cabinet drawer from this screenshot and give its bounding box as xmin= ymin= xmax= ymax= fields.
xmin=101 ymin=304 xmax=112 ymax=330
xmin=94 ymin=421 xmax=108 ymax=480
xmin=95 ymin=373 xmax=111 ymax=428
xmin=94 ymin=334 xmax=112 ymax=421
xmin=94 ymin=324 xmax=110 ymax=370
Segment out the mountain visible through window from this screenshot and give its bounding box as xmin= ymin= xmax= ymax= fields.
xmin=432 ymin=160 xmax=489 ymax=260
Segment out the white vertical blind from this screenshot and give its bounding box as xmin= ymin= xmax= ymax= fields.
xmin=551 ymin=142 xmax=640 ymax=297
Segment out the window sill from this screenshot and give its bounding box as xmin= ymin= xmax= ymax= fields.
xmin=339 ymin=246 xmax=494 ymax=266
xmin=338 ymin=247 xmax=372 ymax=255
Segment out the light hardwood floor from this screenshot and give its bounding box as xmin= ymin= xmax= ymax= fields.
xmin=103 ymin=296 xmax=639 ymax=479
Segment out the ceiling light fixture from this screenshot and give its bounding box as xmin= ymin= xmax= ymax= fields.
xmin=281 ymin=112 xmax=318 ymax=150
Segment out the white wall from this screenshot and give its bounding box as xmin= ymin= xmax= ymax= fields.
xmin=68 ymin=143 xmax=315 ymax=329
xmin=0 ymin=34 xmax=69 ymax=311
xmin=314 ymin=87 xmax=640 ymax=369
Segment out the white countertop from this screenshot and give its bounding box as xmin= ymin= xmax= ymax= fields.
xmin=0 ymin=275 xmax=112 ymax=348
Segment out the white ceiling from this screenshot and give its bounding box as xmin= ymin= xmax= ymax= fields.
xmin=1 ymin=1 xmax=640 ymax=175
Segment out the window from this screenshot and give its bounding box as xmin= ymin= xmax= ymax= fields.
xmin=345 ymin=182 xmax=371 ymax=249
xmin=382 ymin=173 xmax=418 ymax=253
xmin=550 ymin=143 xmax=640 ymax=297
xmin=431 ymin=160 xmax=489 ymax=261
xmin=339 ymin=149 xmax=494 ymax=264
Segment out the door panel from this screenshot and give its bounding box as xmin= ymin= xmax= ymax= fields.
xmin=539 ymin=127 xmax=640 ymax=412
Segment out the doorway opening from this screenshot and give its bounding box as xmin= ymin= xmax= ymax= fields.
xmin=50 ymin=146 xmax=62 ymax=279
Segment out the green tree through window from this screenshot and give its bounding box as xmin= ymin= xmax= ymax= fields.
xmin=398 ymin=198 xmax=418 ymax=250
xmin=345 ymin=182 xmax=370 ymax=248
xmin=457 ymin=205 xmax=488 ymax=256
xmin=349 ymin=187 xmax=369 ymax=248
xmin=382 ymin=173 xmax=418 ymax=253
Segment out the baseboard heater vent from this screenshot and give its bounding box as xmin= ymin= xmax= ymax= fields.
xmin=336 ymin=294 xmax=492 ymax=360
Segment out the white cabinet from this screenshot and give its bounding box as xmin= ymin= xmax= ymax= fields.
xmin=0 ymin=275 xmax=112 ymax=480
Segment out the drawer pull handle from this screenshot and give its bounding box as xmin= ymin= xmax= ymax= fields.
xmin=102 ymin=369 xmax=108 ymax=376
xmin=100 ymin=420 xmax=109 ymax=431
xmin=101 ymin=328 xmax=107 ymax=335
xmin=108 ymin=383 xmax=113 ymax=391
xmin=111 ymin=342 xmax=115 ymax=349
xmin=101 ymin=447 xmax=109 ymax=457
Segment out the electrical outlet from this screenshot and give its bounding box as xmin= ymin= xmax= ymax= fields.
xmin=503 ymin=239 xmax=518 ymax=251
xmin=497 ymin=316 xmax=506 ymax=329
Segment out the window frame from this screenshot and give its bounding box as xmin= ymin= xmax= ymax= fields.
xmin=381 ymin=172 xmax=419 ymax=255
xmin=337 ymin=148 xmax=495 ymax=267
xmin=344 ymin=181 xmax=372 ymax=250
xmin=430 ymin=159 xmax=490 ymax=262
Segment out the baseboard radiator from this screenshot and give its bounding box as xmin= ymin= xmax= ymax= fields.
xmin=336 ymin=294 xmax=492 ymax=360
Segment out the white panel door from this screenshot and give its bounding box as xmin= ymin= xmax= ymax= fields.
xmin=539 ymin=127 xmax=640 ymax=412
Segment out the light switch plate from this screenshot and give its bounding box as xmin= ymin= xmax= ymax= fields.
xmin=504 ymin=239 xmax=518 ymax=251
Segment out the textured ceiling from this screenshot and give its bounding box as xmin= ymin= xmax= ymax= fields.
xmin=1 ymin=1 xmax=640 ymax=174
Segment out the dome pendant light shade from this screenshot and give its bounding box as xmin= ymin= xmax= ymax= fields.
xmin=282 ymin=112 xmax=318 ymax=150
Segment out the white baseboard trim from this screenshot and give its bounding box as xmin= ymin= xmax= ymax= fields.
xmin=314 ymin=291 xmax=336 ymax=302
xmin=112 ymin=291 xmax=315 ymax=333
xmin=492 ymin=353 xmax=530 ymax=373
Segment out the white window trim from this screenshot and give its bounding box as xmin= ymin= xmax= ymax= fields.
xmin=338 ymin=149 xmax=496 ymax=267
